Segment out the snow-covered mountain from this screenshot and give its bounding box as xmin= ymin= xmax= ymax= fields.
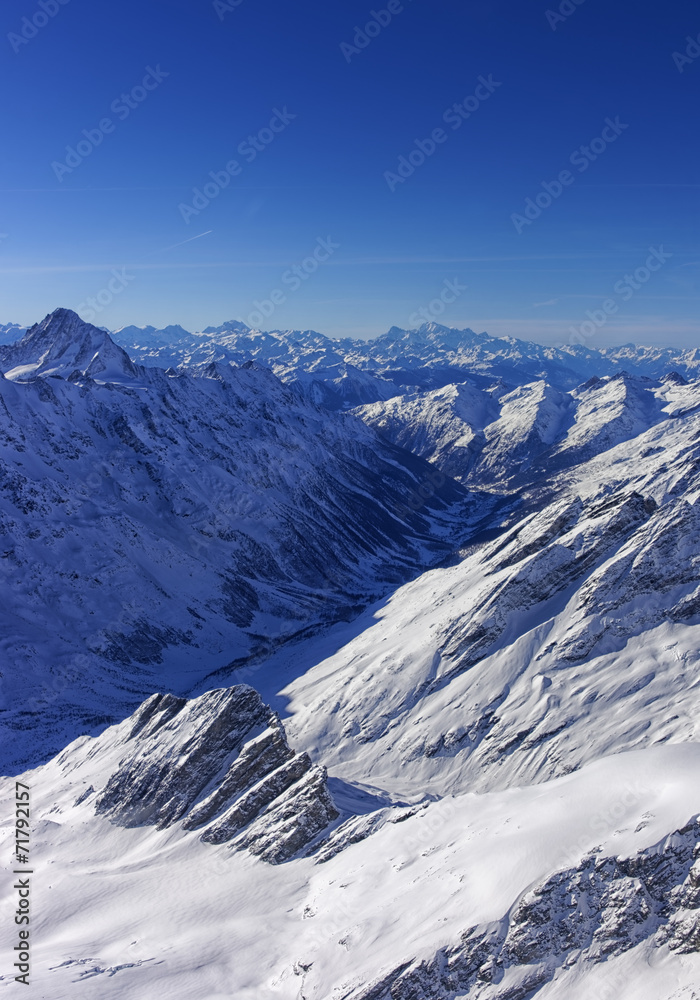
xmin=0 ymin=321 xmax=27 ymax=345
xmin=0 ymin=308 xmax=136 ymax=381
xmin=1 ymin=314 xmax=694 ymax=407
xmin=354 ymin=371 xmax=690 ymax=487
xmin=0 ymin=309 xmax=477 ymax=772
xmin=102 ymin=318 xmax=700 ymax=395
xmin=111 ymin=321 xmax=351 ymax=379
xmin=2 ymin=307 xmax=700 ymax=998
xmin=288 ymin=362 xmax=400 ymax=410
xmin=2 ymin=700 xmax=699 ymax=998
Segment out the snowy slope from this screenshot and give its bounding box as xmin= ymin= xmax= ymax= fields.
xmin=206 ymin=381 xmax=700 ymax=806
xmin=1 ymin=718 xmax=698 ymax=999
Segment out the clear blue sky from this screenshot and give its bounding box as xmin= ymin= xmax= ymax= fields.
xmin=1 ymin=0 xmax=698 ymax=345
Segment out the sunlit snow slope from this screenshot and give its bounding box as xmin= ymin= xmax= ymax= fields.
xmin=1 ymin=709 xmax=698 ymax=999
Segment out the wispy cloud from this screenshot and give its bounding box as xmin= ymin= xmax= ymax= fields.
xmin=533 ymin=298 xmax=558 ymax=307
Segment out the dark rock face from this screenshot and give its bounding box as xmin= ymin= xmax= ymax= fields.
xmin=237 ymin=764 xmax=340 ymax=864
xmin=95 ymin=685 xmax=338 ymax=863
xmin=199 ymin=750 xmax=314 ymax=844
xmin=96 ymin=687 xmax=271 ymax=828
xmin=183 ymin=721 xmax=295 ymax=830
xmin=346 ymin=820 xmax=700 ymax=999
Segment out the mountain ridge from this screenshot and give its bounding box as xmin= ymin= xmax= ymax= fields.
xmin=3 ymin=312 xmax=699 ymax=398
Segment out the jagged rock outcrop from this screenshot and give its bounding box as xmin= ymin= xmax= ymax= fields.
xmin=183 ymin=719 xmax=295 ymax=830
xmin=346 ymin=819 xmax=700 ymax=1000
xmin=0 ymin=307 xmax=136 ymax=380
xmin=235 ymin=763 xmax=339 ymax=863
xmin=95 ymin=687 xmax=272 ymax=828
xmin=95 ymin=685 xmax=338 ymax=863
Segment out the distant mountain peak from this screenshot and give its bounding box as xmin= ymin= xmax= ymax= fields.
xmin=0 ymin=308 xmax=136 ymax=381
xmin=662 ymin=370 xmax=688 ymax=385
xmin=202 ymin=319 xmax=252 ymax=335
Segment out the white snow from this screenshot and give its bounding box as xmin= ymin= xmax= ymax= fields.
xmin=2 ymin=736 xmax=698 ymax=999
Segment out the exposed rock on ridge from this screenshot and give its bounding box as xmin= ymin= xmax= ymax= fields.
xmin=95 ymin=685 xmax=338 ymax=863
xmin=348 ymin=818 xmax=700 ymax=1000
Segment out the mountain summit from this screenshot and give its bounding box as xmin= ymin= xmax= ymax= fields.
xmin=0 ymin=307 xmax=136 ymax=381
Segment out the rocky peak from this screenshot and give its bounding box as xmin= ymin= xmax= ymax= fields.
xmin=0 ymin=308 xmax=136 ymax=381
xmin=94 ymin=686 xmax=339 ymax=863
xmin=202 ymin=319 xmax=252 ymax=335
xmin=662 ymin=370 xmax=689 ymax=385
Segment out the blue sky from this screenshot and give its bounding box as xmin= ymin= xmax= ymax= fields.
xmin=1 ymin=0 xmax=698 ymax=345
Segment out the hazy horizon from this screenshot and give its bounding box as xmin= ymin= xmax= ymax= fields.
xmin=2 ymin=304 xmax=697 ymax=354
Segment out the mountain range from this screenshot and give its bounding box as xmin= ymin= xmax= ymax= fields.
xmin=1 ymin=308 xmax=699 ymax=999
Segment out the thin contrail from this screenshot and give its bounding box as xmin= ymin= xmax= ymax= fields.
xmin=152 ymin=231 xmax=213 ymax=255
